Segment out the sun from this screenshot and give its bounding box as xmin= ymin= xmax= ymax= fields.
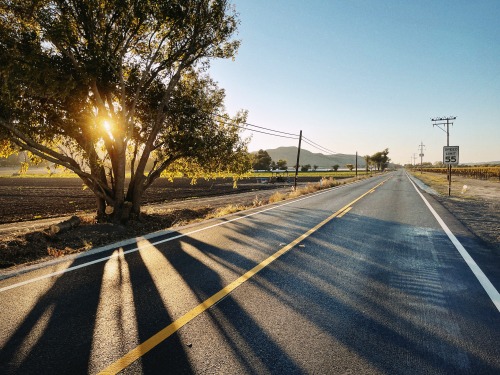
xmin=103 ymin=120 xmax=112 ymax=132
xmin=102 ymin=119 xmax=114 ymax=140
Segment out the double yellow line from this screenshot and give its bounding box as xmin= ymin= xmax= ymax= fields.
xmin=99 ymin=177 xmax=389 ymax=374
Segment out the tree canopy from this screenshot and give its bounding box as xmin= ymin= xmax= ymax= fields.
xmin=0 ymin=0 xmax=250 ymax=222
xmin=300 ymin=164 xmax=311 ymax=172
xmin=276 ymin=159 xmax=287 ymax=170
xmin=251 ymin=149 xmax=272 ymax=171
xmin=371 ymin=148 xmax=390 ymax=171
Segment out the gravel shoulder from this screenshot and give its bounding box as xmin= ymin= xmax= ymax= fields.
xmin=409 ymin=171 xmax=500 ymax=252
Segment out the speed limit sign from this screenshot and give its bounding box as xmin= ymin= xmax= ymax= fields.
xmin=443 ymin=146 xmax=459 ymax=165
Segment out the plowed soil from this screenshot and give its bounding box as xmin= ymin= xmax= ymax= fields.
xmin=0 ymin=176 xmax=298 ymax=224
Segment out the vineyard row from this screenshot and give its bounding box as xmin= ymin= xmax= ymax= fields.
xmin=410 ymin=167 xmax=500 ymax=180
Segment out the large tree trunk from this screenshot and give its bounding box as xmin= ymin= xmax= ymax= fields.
xmin=110 ymin=141 xmax=127 ymax=223
xmin=96 ymin=196 xmax=106 ymax=222
xmin=125 ymin=173 xmax=145 ymax=222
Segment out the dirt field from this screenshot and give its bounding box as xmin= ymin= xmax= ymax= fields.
xmin=0 ymin=176 xmax=314 ymax=224
xmin=409 ymin=171 xmax=500 ymax=252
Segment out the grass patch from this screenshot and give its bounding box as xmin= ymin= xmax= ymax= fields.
xmin=409 ymin=171 xmax=463 ymax=196
xmin=208 ymin=204 xmax=248 ymax=219
xmin=268 ymin=191 xmax=287 ymax=203
xmin=211 ymin=175 xmax=368 ymax=217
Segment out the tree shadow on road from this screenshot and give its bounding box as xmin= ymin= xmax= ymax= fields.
xmin=0 ymin=256 xmax=107 ymax=374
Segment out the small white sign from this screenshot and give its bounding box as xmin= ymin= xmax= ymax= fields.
xmin=443 ymin=146 xmax=459 ymax=165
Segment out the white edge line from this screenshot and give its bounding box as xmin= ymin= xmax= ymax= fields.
xmin=406 ymin=172 xmax=500 ymax=312
xmin=0 ymin=177 xmax=372 ymax=292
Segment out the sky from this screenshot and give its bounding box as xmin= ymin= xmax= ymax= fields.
xmin=209 ymin=0 xmax=500 ymax=165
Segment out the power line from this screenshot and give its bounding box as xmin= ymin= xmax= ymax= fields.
xmin=301 ymin=139 xmax=333 ymax=154
xmin=179 ymin=106 xmax=300 ymax=138
xmin=301 ymin=136 xmax=337 ymax=155
xmin=215 ymin=117 xmax=299 ymax=140
xmin=241 ymin=127 xmax=299 ymax=140
xmin=188 ymin=106 xmax=338 ymax=153
xmin=212 ymin=113 xmax=299 ymax=137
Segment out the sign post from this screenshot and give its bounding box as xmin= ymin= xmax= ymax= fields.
xmin=443 ymin=146 xmax=459 ymax=196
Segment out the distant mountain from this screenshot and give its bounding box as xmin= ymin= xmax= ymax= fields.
xmin=262 ymin=146 xmax=366 ymax=169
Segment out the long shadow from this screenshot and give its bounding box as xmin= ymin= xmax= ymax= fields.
xmin=1 ymin=235 xmax=196 ymax=375
xmin=126 ymin=244 xmax=193 ymax=374
xmin=0 ymin=256 xmax=107 ymax=374
xmin=146 ymin=235 xmax=305 ymax=374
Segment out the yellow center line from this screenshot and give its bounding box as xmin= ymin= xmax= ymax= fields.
xmin=98 ymin=177 xmax=390 ymax=375
xmin=337 ymin=206 xmax=353 ymax=218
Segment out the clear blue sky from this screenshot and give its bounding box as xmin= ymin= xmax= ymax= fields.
xmin=210 ymin=0 xmax=500 ymax=164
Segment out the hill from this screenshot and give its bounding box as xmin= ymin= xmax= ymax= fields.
xmin=264 ymin=147 xmax=366 ymax=169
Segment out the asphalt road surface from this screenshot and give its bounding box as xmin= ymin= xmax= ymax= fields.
xmin=1 ymin=170 xmax=499 ymax=374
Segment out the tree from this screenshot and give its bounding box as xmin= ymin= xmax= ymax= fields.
xmin=0 ymin=0 xmax=249 ymax=223
xmin=252 ymin=150 xmax=272 ymax=171
xmin=276 ymin=159 xmax=287 ymax=170
xmin=364 ymin=155 xmax=371 ymax=172
xmin=301 ymin=164 xmax=311 ymax=172
xmin=345 ymin=164 xmax=354 ymax=171
xmin=313 ymin=164 xmax=318 ymax=171
xmin=371 ymin=148 xmax=390 ymax=171
xmin=332 ymin=164 xmax=339 ymax=172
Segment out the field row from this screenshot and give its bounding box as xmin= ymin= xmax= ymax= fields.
xmin=412 ymin=167 xmax=500 ymax=180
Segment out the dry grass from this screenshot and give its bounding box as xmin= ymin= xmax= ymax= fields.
xmin=410 ymin=172 xmax=450 ymax=195
xmin=252 ymin=195 xmax=264 ymax=207
xmin=408 ymin=171 xmax=492 ymax=199
xmin=204 ymin=177 xmax=354 ymax=220
xmin=268 ymin=191 xmax=287 ymax=203
xmin=207 ymin=204 xmax=248 ymax=219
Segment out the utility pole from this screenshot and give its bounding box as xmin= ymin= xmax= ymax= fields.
xmin=355 ymin=151 xmax=358 ymax=178
xmin=412 ymin=153 xmax=417 ymax=166
xmin=294 ymin=130 xmax=302 ymax=191
xmin=432 ymin=116 xmax=456 ymax=196
xmin=418 ymin=141 xmax=425 ymax=174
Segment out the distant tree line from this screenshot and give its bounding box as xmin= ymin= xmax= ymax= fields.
xmin=252 ymin=148 xmax=391 ymax=172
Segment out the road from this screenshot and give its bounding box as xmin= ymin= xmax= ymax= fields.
xmin=1 ymin=170 xmax=499 ymax=374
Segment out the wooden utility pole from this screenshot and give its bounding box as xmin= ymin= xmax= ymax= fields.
xmin=418 ymin=141 xmax=425 ymax=174
xmin=294 ymin=130 xmax=302 ymax=191
xmin=355 ymin=151 xmax=358 ymax=178
xmin=432 ymin=116 xmax=456 ymax=196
